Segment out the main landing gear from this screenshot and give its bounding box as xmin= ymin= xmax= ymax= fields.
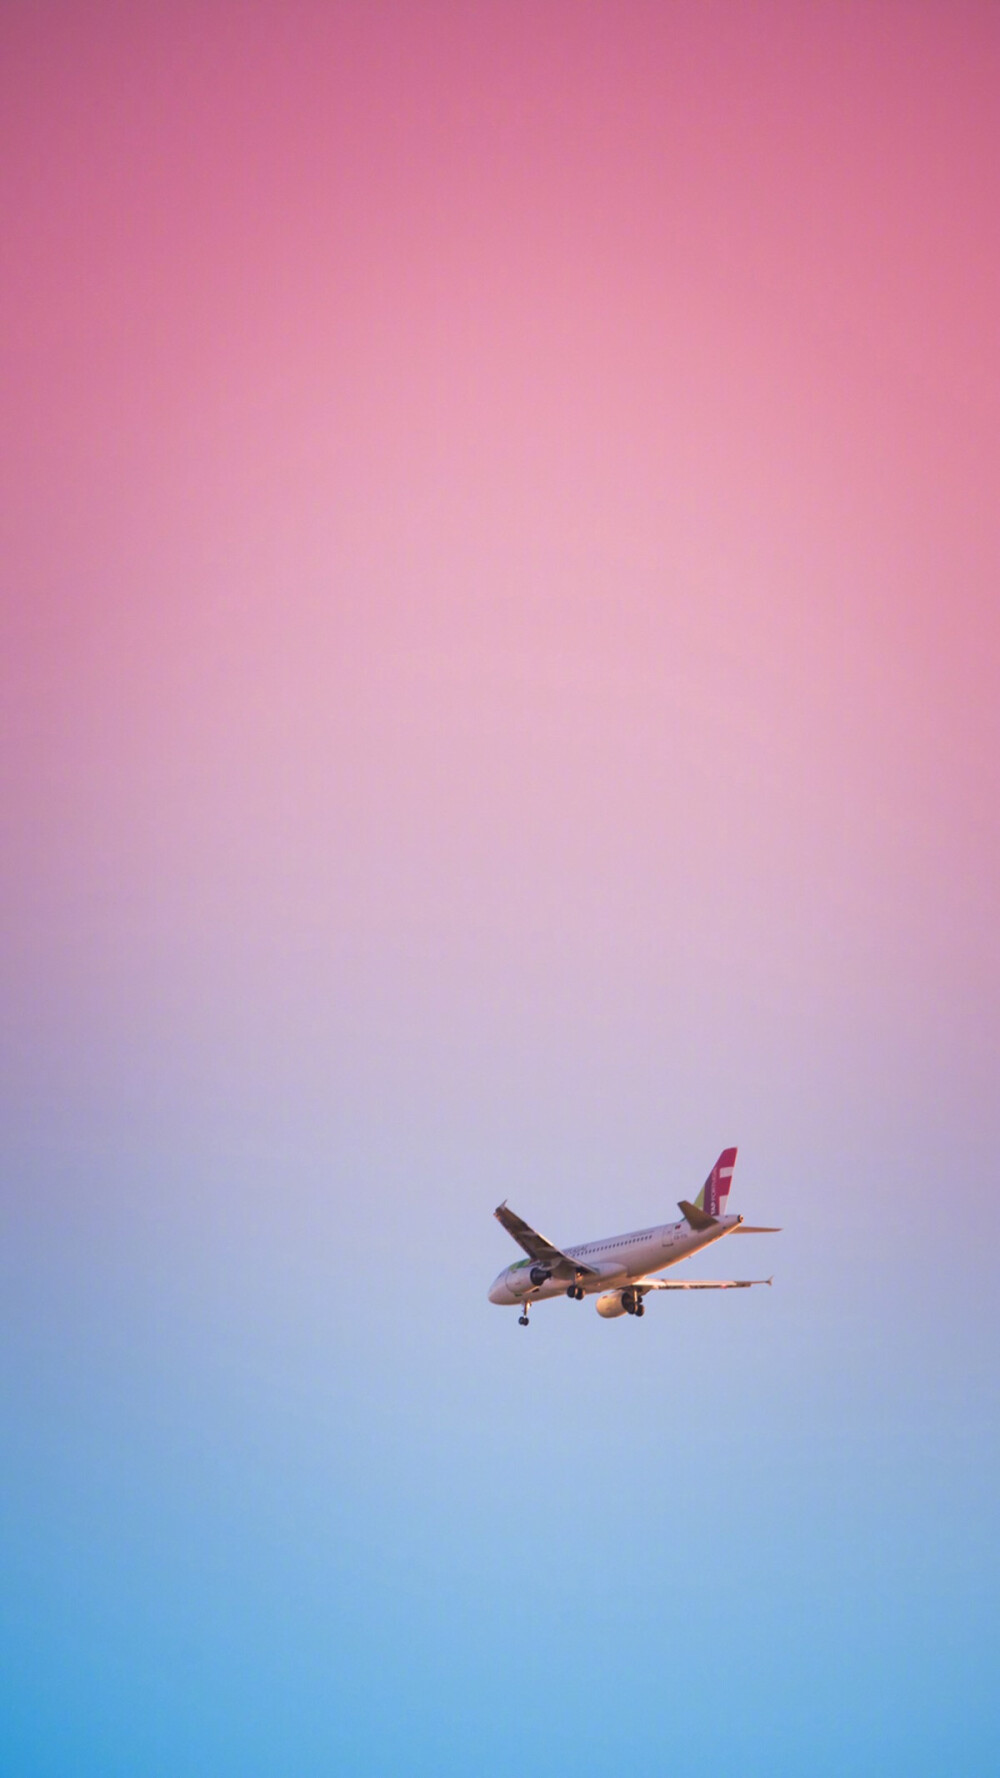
xmin=622 ymin=1289 xmax=645 ymax=1318
xmin=565 ymin=1284 xmax=584 ymax=1300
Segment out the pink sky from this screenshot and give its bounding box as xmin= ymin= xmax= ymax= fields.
xmin=3 ymin=0 xmax=998 ymax=1160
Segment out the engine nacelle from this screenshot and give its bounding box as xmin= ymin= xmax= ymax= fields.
xmin=596 ymin=1290 xmax=628 ymax=1319
xmin=528 ymin=1265 xmax=551 ymax=1288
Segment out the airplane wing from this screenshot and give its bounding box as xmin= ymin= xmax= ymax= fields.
xmin=493 ymin=1203 xmax=598 ymax=1278
xmin=634 ymin=1275 xmax=773 ymax=1291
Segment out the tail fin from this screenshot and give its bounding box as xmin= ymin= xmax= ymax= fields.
xmin=694 ymin=1147 xmax=737 ymax=1218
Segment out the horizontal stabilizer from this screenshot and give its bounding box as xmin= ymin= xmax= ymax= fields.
xmin=732 ymin=1225 xmax=782 ymax=1233
xmin=678 ymin=1199 xmax=716 ymax=1231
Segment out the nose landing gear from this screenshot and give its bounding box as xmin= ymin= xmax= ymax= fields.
xmin=518 ymin=1309 xmax=530 ymax=1327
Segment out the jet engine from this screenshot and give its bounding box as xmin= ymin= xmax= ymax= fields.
xmin=526 ymin=1265 xmax=552 ymax=1289
xmin=596 ymin=1290 xmax=628 ymax=1318
xmin=596 ymin=1288 xmax=642 ymax=1318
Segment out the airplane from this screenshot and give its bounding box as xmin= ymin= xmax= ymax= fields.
xmin=488 ymin=1147 xmax=779 ymax=1325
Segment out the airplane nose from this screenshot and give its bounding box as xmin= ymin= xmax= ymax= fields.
xmin=488 ymin=1275 xmax=506 ymax=1304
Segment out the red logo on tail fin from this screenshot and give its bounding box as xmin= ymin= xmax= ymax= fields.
xmin=703 ymin=1147 xmax=738 ymax=1217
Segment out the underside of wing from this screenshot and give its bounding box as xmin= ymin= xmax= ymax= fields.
xmin=634 ymin=1275 xmax=773 ymax=1292
xmin=493 ymin=1203 xmax=598 ymax=1278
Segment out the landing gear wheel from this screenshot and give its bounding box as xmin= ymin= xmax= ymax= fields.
xmin=518 ymin=1314 xmax=529 ymax=1327
xmin=635 ymin=1302 xmax=645 ymax=1317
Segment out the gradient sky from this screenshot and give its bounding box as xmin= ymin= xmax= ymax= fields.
xmin=2 ymin=3 xmax=998 ymax=1773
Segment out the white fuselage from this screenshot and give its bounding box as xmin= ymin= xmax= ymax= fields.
xmin=488 ymin=1213 xmax=744 ymax=1305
